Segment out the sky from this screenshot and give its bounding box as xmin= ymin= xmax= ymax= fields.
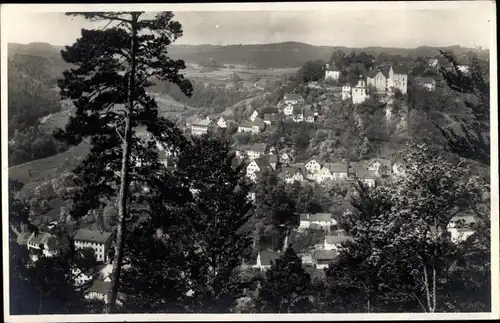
xmin=1 ymin=3 xmax=494 ymax=49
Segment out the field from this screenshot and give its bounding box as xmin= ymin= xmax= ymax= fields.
xmin=182 ymin=64 xmax=297 ymax=89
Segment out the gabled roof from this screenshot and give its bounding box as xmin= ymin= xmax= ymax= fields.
xmin=191 ymin=118 xmax=213 ymax=127
xmin=366 ymin=70 xmax=379 ymax=78
xmin=300 ymin=213 xmax=333 ymax=222
xmin=28 ymin=232 xmax=60 ymax=249
xmin=312 ymin=249 xmax=338 ymax=261
xmin=254 ymin=156 xmax=271 ymax=171
xmin=450 ymin=214 xmax=479 ymax=228
xmin=281 ymin=165 xmax=305 ymax=178
xmin=249 ymin=143 xmax=267 ymax=153
xmin=259 ymin=250 xmax=281 ymax=266
xmin=325 ymin=235 xmax=355 ymax=245
xmin=327 ymin=63 xmax=340 ymax=71
xmin=231 ymin=156 xmax=244 ymax=170
xmin=379 ymin=66 xmax=391 ymax=78
xmin=219 ymin=115 xmax=235 ymax=122
xmin=305 ymin=156 xmax=320 ymax=165
xmin=357 ymin=169 xmax=379 ymax=180
xmin=74 ymin=229 xmax=113 ymax=244
xmin=367 ymin=158 xmax=392 ymax=170
xmin=283 ymin=93 xmax=303 ymax=102
xmin=323 ymin=162 xmax=349 ymax=173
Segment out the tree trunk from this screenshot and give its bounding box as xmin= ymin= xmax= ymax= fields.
xmin=106 ymin=13 xmax=138 ymax=313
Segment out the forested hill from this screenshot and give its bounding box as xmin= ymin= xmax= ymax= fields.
xmin=9 ymin=41 xmax=489 ymax=70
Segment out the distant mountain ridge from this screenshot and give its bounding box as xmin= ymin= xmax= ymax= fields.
xmin=9 ymin=41 xmax=489 ymax=70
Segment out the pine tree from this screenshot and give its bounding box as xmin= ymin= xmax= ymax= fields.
xmin=122 ymin=135 xmax=254 ymax=313
xmin=437 ymin=51 xmax=490 ymax=165
xmin=256 ymin=246 xmax=311 ymax=313
xmin=54 ymin=11 xmax=192 ymax=312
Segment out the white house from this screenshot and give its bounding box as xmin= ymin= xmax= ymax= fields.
xmin=283 ymin=93 xmax=303 ymax=105
xmin=72 ymin=266 xmax=96 ymax=287
xmin=414 ymin=77 xmax=436 ymax=92
xmin=388 ymin=66 xmax=408 ymax=94
xmin=279 ymin=152 xmax=294 ymax=165
xmin=74 ymin=229 xmax=113 ymax=263
xmin=263 ymin=113 xmax=279 ymax=125
xmin=366 ymin=158 xmax=393 ymax=176
xmin=304 ymin=157 xmax=322 ymax=174
xmin=84 ymin=279 xmax=126 ymax=306
xmin=342 ymin=85 xmax=352 ymax=101
xmin=252 ymin=250 xmax=281 ymax=271
xmin=191 ymin=118 xmax=215 ymax=136
xmin=246 ymin=157 xmax=271 ymax=181
xmin=325 ymin=63 xmax=341 ymax=81
xmin=247 ymin=143 xmax=267 ymax=160
xmin=366 ymin=68 xmax=390 ymax=93
xmin=447 ymin=215 xmax=478 ymax=243
xmin=316 ymin=163 xmax=349 ymax=183
xmin=26 ymin=232 xmax=69 ymax=259
xmin=293 ymin=112 xmax=304 ymax=123
xmin=280 ymin=166 xmax=305 ymax=184
xmin=324 ymin=235 xmax=355 ymax=251
xmin=312 ymin=249 xmax=337 ymax=269
xmin=283 ymin=103 xmax=296 ymax=116
xmin=249 ymin=110 xmax=259 ymax=122
xmin=299 ymin=213 xmax=336 ymax=230
xmin=352 ymin=78 xmax=369 ymax=104
xmin=216 ymin=116 xmax=236 ymax=129
xmin=237 ymin=119 xmax=265 ymax=134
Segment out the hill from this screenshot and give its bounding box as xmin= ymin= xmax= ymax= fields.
xmin=9 ymin=41 xmax=489 ymax=72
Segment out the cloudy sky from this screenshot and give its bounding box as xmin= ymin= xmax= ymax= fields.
xmin=2 ymin=3 xmax=494 ymax=49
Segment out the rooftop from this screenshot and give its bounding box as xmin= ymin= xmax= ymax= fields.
xmin=283 ymin=93 xmax=303 ymax=102
xmin=249 ymin=143 xmax=267 ymax=153
xmin=300 ymin=213 xmax=333 ymax=222
xmin=74 ymin=229 xmax=113 ymax=244
xmin=323 ymin=162 xmax=348 ymax=173
xmin=259 ymin=250 xmax=281 ymax=266
xmin=191 ymin=118 xmax=213 ymax=127
xmin=312 ymin=249 xmax=338 ymax=261
xmin=325 ymin=235 xmax=355 ymax=245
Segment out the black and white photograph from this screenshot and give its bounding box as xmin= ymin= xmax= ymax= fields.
xmin=1 ymin=2 xmax=498 ymax=321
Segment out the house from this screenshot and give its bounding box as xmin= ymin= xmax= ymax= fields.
xmin=316 ymin=162 xmax=349 ymax=183
xmin=263 ymin=113 xmax=280 ymax=125
xmin=312 ymin=250 xmax=338 ymax=269
xmin=247 ymin=143 xmax=268 ymax=160
xmin=72 ymin=266 xmax=96 ymax=287
xmin=325 ymin=63 xmax=341 ymax=80
xmin=237 ymin=119 xmax=265 ymax=134
xmin=415 ymin=77 xmax=436 ymax=92
xmin=303 ymin=106 xmax=315 ymax=123
xmin=191 ymin=118 xmax=215 ymax=136
xmin=324 ymin=235 xmax=355 ymax=251
xmin=456 ymin=56 xmax=471 ymax=73
xmin=366 ymin=158 xmax=392 ymax=176
xmin=352 ymin=77 xmax=369 ymax=104
xmin=234 ymin=144 xmax=252 ymax=158
xmin=388 ymin=65 xmax=408 ymax=94
xmin=84 ymin=279 xmax=126 ymax=306
xmin=280 ymin=165 xmax=306 ymax=184
xmin=304 ymin=157 xmax=322 ymax=174
xmin=217 ymin=116 xmax=236 ymax=128
xmin=357 ymin=169 xmax=379 ymax=187
xmin=341 ymin=84 xmax=352 ymax=101
xmin=283 ymin=93 xmax=304 ymax=105
xmin=283 ymin=103 xmax=298 ymax=116
xmin=252 ymin=250 xmax=281 ymax=271
xmin=292 ymin=112 xmax=304 ymax=123
xmin=74 ymin=229 xmax=114 ymax=263
xmin=246 ymin=156 xmax=271 ymax=180
xmin=428 ymin=58 xmax=439 ymax=68
xmin=366 ymin=67 xmax=390 ymax=93
xmin=447 ymin=215 xmax=478 ymax=243
xmin=26 ymin=231 xmax=69 ymax=259
xmin=279 ymin=152 xmax=294 ymax=165
xmin=299 ymin=213 xmax=336 ymax=230
xmin=249 ymin=110 xmax=259 ymax=122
